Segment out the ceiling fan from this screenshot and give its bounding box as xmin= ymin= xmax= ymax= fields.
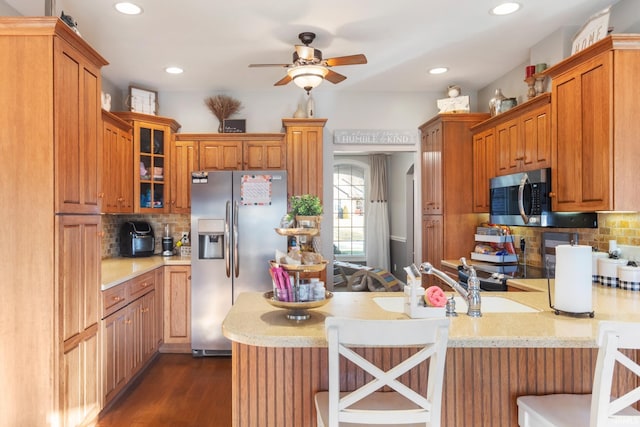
xmin=249 ymin=32 xmax=367 ymax=93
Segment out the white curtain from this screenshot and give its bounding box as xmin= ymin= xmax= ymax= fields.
xmin=366 ymin=154 xmax=390 ymax=270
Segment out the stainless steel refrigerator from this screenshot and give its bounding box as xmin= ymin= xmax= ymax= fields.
xmin=191 ymin=170 xmax=287 ymax=356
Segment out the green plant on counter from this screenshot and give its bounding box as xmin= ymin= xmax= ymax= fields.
xmin=288 ymin=194 xmax=323 ymax=219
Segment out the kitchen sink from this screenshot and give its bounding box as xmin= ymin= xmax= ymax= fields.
xmin=372 ymin=296 xmax=539 ymax=314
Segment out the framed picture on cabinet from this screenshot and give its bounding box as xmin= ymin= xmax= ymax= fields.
xmin=223 ymin=119 xmax=246 ymax=133
xmin=127 ymin=85 xmax=158 ymax=115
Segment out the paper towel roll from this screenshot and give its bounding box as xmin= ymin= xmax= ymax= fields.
xmin=554 ymin=245 xmax=592 ymax=314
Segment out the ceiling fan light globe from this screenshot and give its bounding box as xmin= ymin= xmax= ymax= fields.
xmin=288 ymin=65 xmax=328 ymax=91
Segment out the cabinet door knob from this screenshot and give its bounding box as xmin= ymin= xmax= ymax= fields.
xmin=548 ymin=192 xmax=556 ymax=198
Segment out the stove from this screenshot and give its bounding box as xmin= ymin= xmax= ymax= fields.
xmin=457 ymin=263 xmax=547 ymax=291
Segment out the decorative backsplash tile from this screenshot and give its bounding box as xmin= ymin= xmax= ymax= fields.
xmin=510 ymin=212 xmax=640 ymax=267
xmin=102 ymin=213 xmax=190 ymax=259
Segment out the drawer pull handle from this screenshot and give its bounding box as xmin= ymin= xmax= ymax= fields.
xmin=112 ymin=296 xmax=122 ymax=302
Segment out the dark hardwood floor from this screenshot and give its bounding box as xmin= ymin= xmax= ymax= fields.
xmin=97 ymin=354 xmax=232 ymax=427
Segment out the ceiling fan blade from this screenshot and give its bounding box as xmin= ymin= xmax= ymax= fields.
xmin=325 ymin=69 xmax=347 ymax=84
xmin=249 ymin=63 xmax=290 ymax=68
xmin=274 ymin=74 xmax=292 ymax=86
xmin=325 ymin=54 xmax=368 ymax=67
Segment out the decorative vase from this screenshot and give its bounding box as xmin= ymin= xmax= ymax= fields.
xmin=306 ymin=94 xmax=315 ymax=118
xmin=293 ymin=103 xmax=306 ymax=118
xmin=218 ymin=121 xmax=224 ymax=133
xmin=489 ymin=88 xmax=506 ymax=117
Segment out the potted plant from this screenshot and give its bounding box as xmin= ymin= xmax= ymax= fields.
xmin=288 ymin=194 xmax=323 ymax=228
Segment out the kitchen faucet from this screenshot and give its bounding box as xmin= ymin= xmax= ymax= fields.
xmin=419 ymin=257 xmax=482 ymax=317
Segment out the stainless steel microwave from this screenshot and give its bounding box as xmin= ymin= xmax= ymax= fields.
xmin=489 ymin=169 xmax=597 ymax=228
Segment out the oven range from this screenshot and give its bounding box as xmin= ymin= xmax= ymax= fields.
xmin=457 ymin=263 xmax=547 ymax=291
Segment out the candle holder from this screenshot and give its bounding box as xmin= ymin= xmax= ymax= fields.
xmin=525 ymin=76 xmax=537 ymax=99
xmin=534 ymin=75 xmax=547 ymax=96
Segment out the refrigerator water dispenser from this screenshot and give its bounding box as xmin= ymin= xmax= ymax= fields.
xmin=198 ymin=219 xmax=224 ymax=259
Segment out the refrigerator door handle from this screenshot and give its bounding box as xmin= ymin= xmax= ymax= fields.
xmin=233 ymin=200 xmax=240 ymax=278
xmin=225 ymin=200 xmax=231 ymax=277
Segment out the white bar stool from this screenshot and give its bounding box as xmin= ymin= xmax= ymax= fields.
xmin=517 ymin=321 xmax=640 ymax=426
xmin=314 ymin=317 xmax=450 ymax=427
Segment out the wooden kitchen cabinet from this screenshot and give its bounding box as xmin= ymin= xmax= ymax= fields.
xmin=419 ymin=114 xmax=488 ymax=284
xmin=114 ymin=112 xmax=181 ymax=214
xmin=170 ymin=139 xmax=198 ymax=213
xmin=55 ymin=31 xmax=104 ymax=215
xmin=421 ymin=120 xmax=443 ymax=215
xmin=520 ymin=99 xmax=551 ymax=171
xmin=101 ymin=270 xmax=160 ymax=406
xmin=282 ymin=118 xmax=326 ymax=201
xmin=58 ymin=214 xmax=102 ymax=427
xmin=155 ymin=267 xmax=164 ymax=349
xmin=244 ymin=138 xmax=287 ymax=169
xmin=546 ymin=35 xmax=640 ymax=212
xmin=495 ymin=117 xmax=520 ymax=176
xmin=422 ymin=215 xmax=443 ymax=286
xmin=495 ymin=94 xmax=551 ymax=176
xmin=102 ymin=110 xmax=134 ymax=213
xmin=0 ymin=18 xmax=107 ymax=427
xmin=175 ymin=133 xmax=285 ymax=171
xmin=472 ymin=127 xmax=495 ymax=213
xmin=162 ymin=265 xmax=192 ymax=353
xmin=199 ymin=139 xmax=242 ymax=170
xmin=102 ymin=306 xmax=128 ymax=404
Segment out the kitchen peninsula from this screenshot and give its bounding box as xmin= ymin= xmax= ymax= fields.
xmin=223 ymin=282 xmax=640 ymax=426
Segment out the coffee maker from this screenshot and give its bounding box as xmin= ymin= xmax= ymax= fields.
xmin=162 ymin=223 xmax=173 ymax=257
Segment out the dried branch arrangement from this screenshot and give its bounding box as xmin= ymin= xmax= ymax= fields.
xmin=204 ymin=95 xmax=243 ymax=123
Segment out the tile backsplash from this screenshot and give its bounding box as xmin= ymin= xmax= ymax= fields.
xmin=102 ymin=213 xmax=190 ymax=258
xmin=510 ymin=212 xmax=640 ymax=267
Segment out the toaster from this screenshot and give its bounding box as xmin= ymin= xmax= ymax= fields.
xmin=119 ymin=221 xmax=155 ymax=257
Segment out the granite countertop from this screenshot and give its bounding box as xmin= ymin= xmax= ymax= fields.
xmin=101 ymin=255 xmax=191 ymax=290
xmin=222 ymin=280 xmax=640 ymax=349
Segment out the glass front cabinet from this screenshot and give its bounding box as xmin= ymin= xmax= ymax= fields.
xmin=115 ymin=112 xmax=181 ymax=213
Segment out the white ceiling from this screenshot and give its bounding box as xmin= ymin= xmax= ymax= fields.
xmin=6 ymin=0 xmax=618 ymax=94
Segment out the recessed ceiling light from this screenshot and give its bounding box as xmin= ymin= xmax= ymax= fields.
xmin=114 ymin=2 xmax=143 ymax=15
xmin=165 ymin=66 xmax=184 ymax=74
xmin=429 ymin=67 xmax=449 ymax=75
xmin=490 ymin=2 xmax=521 ymax=16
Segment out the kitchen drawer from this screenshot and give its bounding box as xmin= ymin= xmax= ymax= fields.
xmin=102 ymin=284 xmax=127 ymax=318
xmin=128 ymin=271 xmax=155 ymax=300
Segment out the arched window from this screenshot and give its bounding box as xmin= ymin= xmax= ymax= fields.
xmin=333 ymin=162 xmax=367 ymax=259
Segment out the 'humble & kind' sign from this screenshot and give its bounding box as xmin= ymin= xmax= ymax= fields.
xmin=334 ymin=129 xmax=418 ymax=145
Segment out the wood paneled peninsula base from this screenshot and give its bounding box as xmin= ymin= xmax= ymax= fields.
xmin=222 ymin=286 xmax=640 ymax=426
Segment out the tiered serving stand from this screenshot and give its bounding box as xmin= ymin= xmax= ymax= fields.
xmin=265 ymin=227 xmax=331 ymax=320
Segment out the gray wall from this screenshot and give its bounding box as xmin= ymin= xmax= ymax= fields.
xmin=0 ymin=1 xmax=18 ymax=14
